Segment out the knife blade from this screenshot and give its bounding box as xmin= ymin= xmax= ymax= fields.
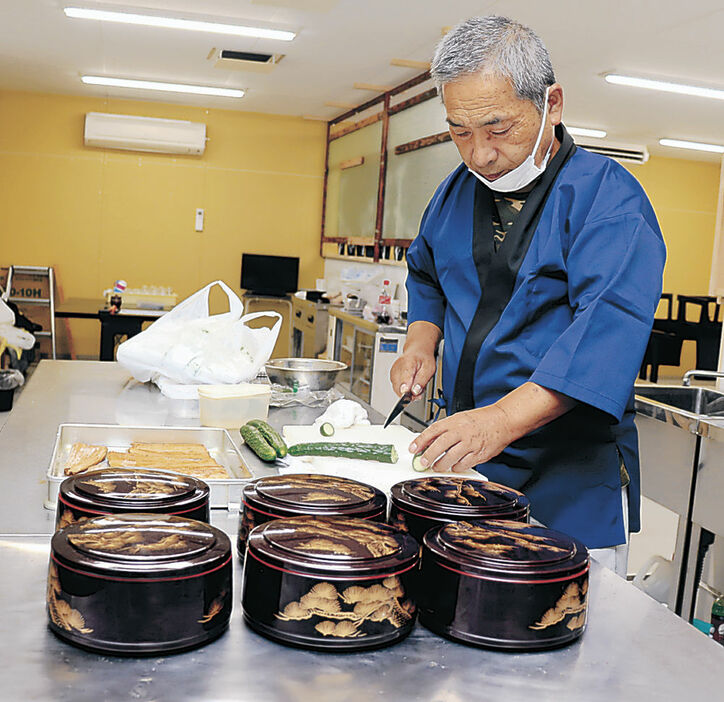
xmin=383 ymin=392 xmax=413 ymax=428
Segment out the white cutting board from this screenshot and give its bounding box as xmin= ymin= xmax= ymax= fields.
xmin=281 ymin=424 xmax=481 ymax=495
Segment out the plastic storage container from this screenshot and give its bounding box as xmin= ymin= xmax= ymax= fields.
xmin=198 ymin=383 xmax=271 ymax=428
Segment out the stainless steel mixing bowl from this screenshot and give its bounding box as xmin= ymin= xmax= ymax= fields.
xmin=265 ymin=358 xmax=347 ymax=391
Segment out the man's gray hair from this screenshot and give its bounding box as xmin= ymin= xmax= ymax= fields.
xmin=431 ymin=16 xmax=555 ymax=112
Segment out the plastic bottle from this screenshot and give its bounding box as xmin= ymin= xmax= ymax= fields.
xmin=377 ymin=280 xmax=391 ymax=324
xmin=378 ymin=280 xmax=391 ymax=306
xmin=710 ymin=594 xmax=724 ymax=645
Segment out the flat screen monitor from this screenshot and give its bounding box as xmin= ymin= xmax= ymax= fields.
xmin=241 ymin=253 xmax=299 ymax=297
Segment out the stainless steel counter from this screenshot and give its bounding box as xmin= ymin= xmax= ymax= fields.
xmin=0 ymin=361 xmax=721 ymax=701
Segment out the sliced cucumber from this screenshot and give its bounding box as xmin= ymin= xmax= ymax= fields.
xmin=246 ymin=419 xmax=288 ymax=458
xmin=240 ymin=424 xmax=278 ymax=462
xmin=288 ymin=442 xmax=398 ymax=464
xmin=412 ymin=453 xmax=429 ymax=472
xmin=319 ymin=422 xmax=335 ymax=437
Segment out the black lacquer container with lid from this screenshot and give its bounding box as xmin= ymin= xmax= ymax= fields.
xmin=389 ymin=476 xmax=530 ymax=542
xmin=48 ymin=513 xmax=232 ymax=655
xmin=56 ymin=468 xmax=210 ymax=529
xmin=242 ymin=515 xmax=419 ymax=651
xmin=418 ymin=519 xmax=590 ymax=651
xmin=237 ymin=474 xmax=387 ymax=557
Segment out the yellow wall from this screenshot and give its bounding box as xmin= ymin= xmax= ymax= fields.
xmin=625 ymin=155 xmax=721 ymax=375
xmin=0 ymin=89 xmax=326 ymax=358
xmin=0 ymin=87 xmax=717 ymax=375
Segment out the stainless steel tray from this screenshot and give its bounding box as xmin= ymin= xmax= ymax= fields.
xmin=46 ymin=424 xmax=255 ymax=511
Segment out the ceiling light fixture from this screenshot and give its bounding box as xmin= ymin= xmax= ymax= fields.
xmin=64 ymin=7 xmax=296 ymax=41
xmin=81 ymin=76 xmax=245 ymax=98
xmin=567 ymin=126 xmax=607 ymax=139
xmin=605 ymin=74 xmax=724 ymax=101
xmin=659 ymin=138 xmax=724 ymax=154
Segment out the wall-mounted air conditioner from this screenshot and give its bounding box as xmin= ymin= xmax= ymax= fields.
xmin=572 ymin=137 xmax=649 ymax=164
xmin=84 ymin=112 xmax=207 ymax=155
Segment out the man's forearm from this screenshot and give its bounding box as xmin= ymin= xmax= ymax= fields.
xmin=390 ymin=321 xmax=442 ymax=396
xmin=493 ymin=382 xmax=576 ymax=442
xmin=403 ymin=321 xmax=442 ymax=355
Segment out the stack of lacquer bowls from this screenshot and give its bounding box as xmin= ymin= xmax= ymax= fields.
xmin=56 ymin=469 xmax=210 ymax=529
xmin=238 ymin=474 xmax=387 ymax=557
xmin=242 ymin=515 xmax=419 ymax=651
xmin=48 ymin=513 xmax=232 ymax=654
xmin=389 ymin=476 xmax=530 ymax=542
xmin=418 ymin=519 xmax=590 ymax=650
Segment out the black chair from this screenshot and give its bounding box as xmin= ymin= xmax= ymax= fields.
xmin=640 ymin=330 xmax=683 ymax=383
xmin=676 ymin=295 xmax=722 ymax=371
xmin=641 ymin=294 xmax=684 ymax=382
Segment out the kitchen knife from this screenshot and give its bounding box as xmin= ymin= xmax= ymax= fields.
xmin=383 ymin=392 xmax=412 ymax=428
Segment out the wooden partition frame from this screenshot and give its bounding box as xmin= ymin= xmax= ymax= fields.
xmin=320 ymin=71 xmax=446 ymax=261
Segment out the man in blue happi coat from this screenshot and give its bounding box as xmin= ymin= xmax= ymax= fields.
xmin=391 ymin=16 xmax=666 ymax=574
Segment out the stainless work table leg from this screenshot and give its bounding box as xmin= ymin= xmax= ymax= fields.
xmin=666 ymin=515 xmax=690 ymax=613
xmin=680 ymin=523 xmax=702 ymax=622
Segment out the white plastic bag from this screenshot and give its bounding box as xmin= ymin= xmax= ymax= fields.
xmin=117 ymin=281 xmax=281 ymax=396
xmin=0 ymin=323 xmax=35 ymax=350
xmin=0 ymin=299 xmax=15 ymax=326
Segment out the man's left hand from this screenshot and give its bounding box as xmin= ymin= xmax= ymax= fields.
xmin=408 ymin=405 xmax=514 ymax=473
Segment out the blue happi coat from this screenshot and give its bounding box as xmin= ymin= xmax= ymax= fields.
xmin=406 ymin=125 xmax=666 ymax=549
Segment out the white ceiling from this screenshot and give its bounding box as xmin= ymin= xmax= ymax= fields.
xmin=1 ymin=0 xmax=724 ymax=160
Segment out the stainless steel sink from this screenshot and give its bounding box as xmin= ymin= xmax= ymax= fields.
xmin=635 ymin=385 xmax=724 ymax=417
xmin=634 ymin=381 xmax=724 ymax=617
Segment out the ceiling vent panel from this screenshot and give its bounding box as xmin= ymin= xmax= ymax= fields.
xmin=573 ymin=138 xmax=649 ymax=164
xmin=213 ymin=49 xmax=284 ymax=73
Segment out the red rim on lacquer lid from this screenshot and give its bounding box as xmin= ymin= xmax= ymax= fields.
xmin=48 ymin=514 xmax=232 ymax=655
xmin=52 ymin=514 xmax=230 ymax=580
xmin=246 ymin=515 xmax=418 ymax=579
xmin=423 ymin=519 xmax=589 ymax=581
xmin=244 ymin=474 xmax=387 ymax=519
xmin=418 ymin=520 xmax=590 ymax=650
xmin=391 ymin=477 xmax=530 ymax=520
xmin=57 ymin=469 xmax=210 ymax=528
xmin=238 ymin=474 xmax=387 ymax=558
xmin=242 ymin=515 xmax=419 ymax=651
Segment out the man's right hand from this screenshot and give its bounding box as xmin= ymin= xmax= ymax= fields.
xmin=389 ymin=321 xmax=442 ymax=398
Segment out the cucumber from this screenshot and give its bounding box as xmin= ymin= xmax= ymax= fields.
xmin=240 ymin=424 xmax=278 ymax=462
xmin=319 ymin=422 xmax=335 ymax=437
xmin=412 ymin=453 xmax=429 ymax=472
xmin=246 ymin=419 xmax=288 ymax=458
xmin=288 ymin=442 xmax=398 ymax=464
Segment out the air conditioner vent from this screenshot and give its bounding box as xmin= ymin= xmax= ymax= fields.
xmin=574 ymin=138 xmax=649 ymax=164
xmin=221 ymin=50 xmax=274 ymax=63
xmin=84 ymin=113 xmax=206 ymax=155
xmin=213 ymin=49 xmax=284 ymax=73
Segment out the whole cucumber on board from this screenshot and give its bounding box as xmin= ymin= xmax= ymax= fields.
xmin=240 ymin=424 xmax=278 ymax=462
xmin=288 ymin=442 xmax=398 ymax=464
xmin=246 ymin=419 xmax=288 ymax=458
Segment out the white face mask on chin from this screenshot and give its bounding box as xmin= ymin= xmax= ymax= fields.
xmin=468 ymin=87 xmax=553 ymax=193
